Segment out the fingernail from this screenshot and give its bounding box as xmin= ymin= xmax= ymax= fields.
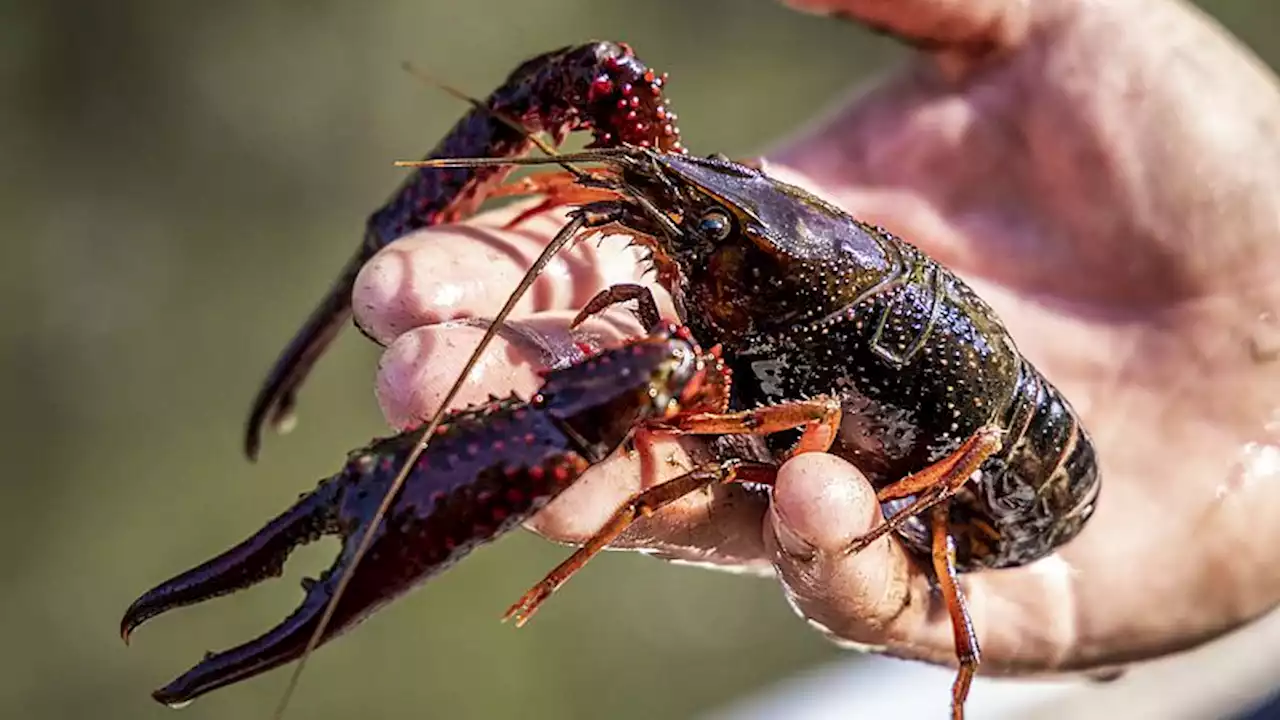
xmin=771 ymin=507 xmax=816 ymax=561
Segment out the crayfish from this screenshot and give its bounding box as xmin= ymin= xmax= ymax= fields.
xmin=122 ymin=40 xmax=1100 ymax=720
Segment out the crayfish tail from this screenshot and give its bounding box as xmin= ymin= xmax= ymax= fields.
xmin=148 ymin=566 xmax=344 ymax=708
xmin=120 ymin=478 xmax=341 ymax=644
xmin=245 ymin=242 xmax=371 ymax=460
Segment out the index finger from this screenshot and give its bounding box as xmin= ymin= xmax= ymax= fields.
xmin=352 ymin=199 xmax=666 ymax=347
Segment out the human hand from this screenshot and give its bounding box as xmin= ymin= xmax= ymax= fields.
xmin=352 ymin=0 xmax=1280 ymax=679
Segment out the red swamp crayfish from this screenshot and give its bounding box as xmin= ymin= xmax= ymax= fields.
xmin=121 ymin=40 xmax=1100 ymax=720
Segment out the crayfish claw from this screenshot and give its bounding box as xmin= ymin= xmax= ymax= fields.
xmin=244 ymin=245 xmax=366 ymax=461
xmin=148 ymin=565 xmax=346 ymax=708
xmin=122 ymin=430 xmax=447 ymax=706
xmin=119 ymin=472 xmax=359 ymax=706
xmin=120 ymin=480 xmax=340 ymax=645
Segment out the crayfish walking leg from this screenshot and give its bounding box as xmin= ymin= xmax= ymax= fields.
xmin=503 ymin=459 xmax=776 ymax=626
xmin=842 ymin=425 xmax=1005 ymax=720
xmin=930 ymin=504 xmax=979 ymax=720
xmin=505 ymin=395 xmax=843 ymax=624
xmin=578 ymin=266 xmax=997 ymax=717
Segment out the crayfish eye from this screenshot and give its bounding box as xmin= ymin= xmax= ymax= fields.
xmin=697 ymin=209 xmax=732 ymax=242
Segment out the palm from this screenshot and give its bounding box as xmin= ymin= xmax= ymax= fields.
xmin=950 ymin=254 xmax=1272 ymax=669
xmin=763 ymin=0 xmax=1280 ymax=669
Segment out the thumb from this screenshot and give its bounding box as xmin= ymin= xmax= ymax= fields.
xmin=766 ymin=452 xmax=929 ymax=650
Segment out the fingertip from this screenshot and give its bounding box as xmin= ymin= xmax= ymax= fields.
xmin=351 ymin=204 xmax=664 ymax=347
xmin=372 ymin=326 xmax=448 ymax=430
xmin=351 ymin=234 xmax=419 ymax=347
xmin=373 ymin=312 xmax=649 ymax=430
xmin=778 ymin=0 xmax=1028 ymax=42
xmin=523 ymin=450 xmax=648 ymax=543
xmin=374 ymin=324 xmax=543 ymax=430
xmin=770 ymin=453 xmax=881 ymax=556
xmin=767 ymin=453 xmax=917 ymax=642
xmin=352 ymin=227 xmax=511 ymax=347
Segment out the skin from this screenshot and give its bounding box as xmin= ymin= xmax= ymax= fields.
xmin=351 ymin=0 xmax=1280 ymax=679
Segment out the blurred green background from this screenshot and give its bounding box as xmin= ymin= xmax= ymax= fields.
xmin=2 ymin=1 xmax=1278 ymax=719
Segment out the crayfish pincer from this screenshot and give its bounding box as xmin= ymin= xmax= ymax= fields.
xmin=243 ymin=40 xmax=685 ymax=460
xmin=121 ymin=324 xmax=841 ymax=707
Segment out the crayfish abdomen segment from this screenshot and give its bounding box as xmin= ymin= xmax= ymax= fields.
xmin=971 ymin=360 xmax=1100 ymax=569
xmin=888 ymin=358 xmax=1101 ymax=572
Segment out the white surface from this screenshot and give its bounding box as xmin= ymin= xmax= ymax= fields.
xmin=705 ymin=607 xmax=1280 ymax=720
